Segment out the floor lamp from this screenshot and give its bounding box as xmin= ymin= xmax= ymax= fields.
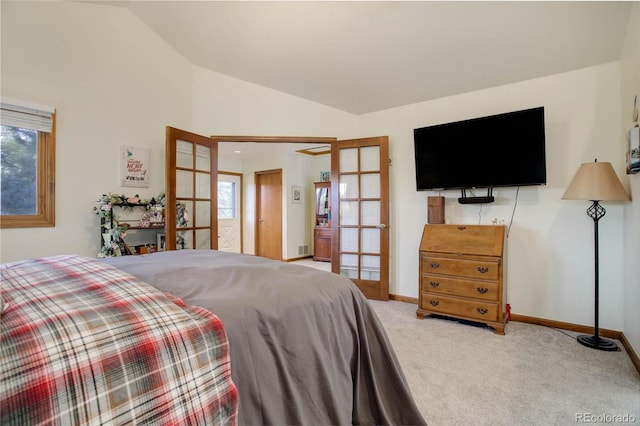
xmin=562 ymin=159 xmax=630 ymax=351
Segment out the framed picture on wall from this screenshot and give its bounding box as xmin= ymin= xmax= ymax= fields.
xmin=121 ymin=146 xmax=150 ymax=187
xmin=292 ymin=186 xmax=302 ymax=204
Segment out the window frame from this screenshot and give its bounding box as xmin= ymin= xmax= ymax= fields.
xmin=1 ymin=112 xmax=56 ymax=228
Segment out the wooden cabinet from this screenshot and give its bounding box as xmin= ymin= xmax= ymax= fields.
xmin=416 ymin=224 xmax=507 ymax=334
xmin=313 ymin=182 xmax=332 ymax=262
xmin=314 ymin=226 xmax=332 ymax=262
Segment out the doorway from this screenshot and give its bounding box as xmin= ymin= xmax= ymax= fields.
xmin=213 ymin=135 xmax=336 ymax=261
xmin=213 ymin=135 xmax=390 ymax=301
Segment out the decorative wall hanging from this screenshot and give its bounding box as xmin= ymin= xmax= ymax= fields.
xmin=291 ymin=186 xmax=302 ymax=204
xmin=121 ymin=146 xmax=149 ymax=188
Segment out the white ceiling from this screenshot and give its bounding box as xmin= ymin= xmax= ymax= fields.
xmin=215 ymin=141 xmax=331 ymax=161
xmin=113 ymin=1 xmax=632 ymax=115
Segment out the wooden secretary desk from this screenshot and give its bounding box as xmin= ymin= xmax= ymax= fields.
xmin=416 ymin=224 xmax=507 ymax=334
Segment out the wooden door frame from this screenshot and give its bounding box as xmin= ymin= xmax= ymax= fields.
xmin=210 ymin=136 xmax=336 ymax=144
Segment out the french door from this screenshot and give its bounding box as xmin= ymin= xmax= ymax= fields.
xmin=165 ymin=127 xmax=218 ymax=250
xmin=331 ymin=136 xmax=389 ymax=300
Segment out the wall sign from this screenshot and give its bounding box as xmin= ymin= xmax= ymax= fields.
xmin=121 ymin=146 xmax=149 ymax=187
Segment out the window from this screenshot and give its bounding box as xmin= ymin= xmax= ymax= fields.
xmin=1 ymin=99 xmax=56 ymax=228
xmin=217 ymin=180 xmax=236 ymax=219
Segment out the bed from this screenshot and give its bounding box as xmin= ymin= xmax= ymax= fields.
xmin=104 ymin=250 xmax=425 ymax=426
xmin=1 ymin=250 xmax=425 ymax=425
xmin=0 ymin=254 xmax=238 ymax=425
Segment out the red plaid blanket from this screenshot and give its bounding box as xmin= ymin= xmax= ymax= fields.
xmin=0 ymin=255 xmax=238 ymax=425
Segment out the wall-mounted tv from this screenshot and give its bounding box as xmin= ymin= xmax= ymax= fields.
xmin=414 ymin=106 xmax=546 ymax=202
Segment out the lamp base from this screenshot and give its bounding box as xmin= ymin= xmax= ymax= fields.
xmin=577 ymin=335 xmax=619 ymax=351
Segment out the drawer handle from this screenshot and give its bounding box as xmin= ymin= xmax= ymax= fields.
xmin=429 ymin=281 xmax=440 ymax=288
xmin=477 ymin=287 xmax=488 ymax=294
xmin=430 ymin=262 xmax=440 ymax=268
xmin=429 ymin=300 xmax=439 ymax=307
xmin=476 ymin=308 xmax=488 ymax=315
xmin=477 ymin=266 xmax=489 ymax=274
xmin=457 ymin=226 xmax=466 ymax=230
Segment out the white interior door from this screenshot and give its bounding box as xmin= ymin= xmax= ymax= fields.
xmin=218 ymin=172 xmax=242 ymax=253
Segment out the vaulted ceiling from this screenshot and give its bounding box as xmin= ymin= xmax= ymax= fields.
xmin=102 ymin=1 xmax=633 ymax=115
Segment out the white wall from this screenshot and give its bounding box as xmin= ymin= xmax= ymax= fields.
xmin=191 ymin=67 xmax=357 ymax=138
xmin=357 ymin=62 xmax=628 ymax=332
xmin=190 ymin=66 xmax=357 ymax=257
xmin=620 ymin=3 xmax=640 ymax=354
xmin=0 ymin=1 xmax=192 ymax=262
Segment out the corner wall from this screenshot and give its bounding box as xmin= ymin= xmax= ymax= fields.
xmin=356 ymin=62 xmax=627 ymax=333
xmin=0 ymin=1 xmax=192 ymax=262
xmin=620 ymin=3 xmax=640 ymax=356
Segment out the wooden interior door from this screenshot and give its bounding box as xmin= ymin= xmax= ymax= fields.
xmin=165 ymin=127 xmax=218 ymax=250
xmin=255 ymin=169 xmax=282 ymax=260
xmin=331 ymin=136 xmax=389 ymax=300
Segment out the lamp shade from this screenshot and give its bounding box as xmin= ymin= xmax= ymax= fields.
xmin=562 ymin=161 xmax=630 ymax=201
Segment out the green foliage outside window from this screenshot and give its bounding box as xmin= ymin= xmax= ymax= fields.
xmin=218 ymin=181 xmax=235 ymax=219
xmin=0 ymin=125 xmax=38 ymax=215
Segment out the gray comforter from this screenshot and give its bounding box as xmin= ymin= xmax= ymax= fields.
xmin=104 ymin=250 xmax=426 ymax=426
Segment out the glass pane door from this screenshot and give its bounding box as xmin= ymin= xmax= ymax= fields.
xmin=332 ymin=136 xmax=389 ymax=300
xmin=166 ymin=127 xmax=218 ymax=250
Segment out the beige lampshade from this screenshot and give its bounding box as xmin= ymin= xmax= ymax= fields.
xmin=562 ymin=161 xmax=630 ymax=201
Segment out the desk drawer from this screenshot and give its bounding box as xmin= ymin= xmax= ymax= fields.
xmin=421 ymin=275 xmax=498 ymax=301
xmin=315 ymin=227 xmax=331 ymax=238
xmin=420 ymin=294 xmax=499 ymax=322
xmin=421 ymin=256 xmax=500 ymax=280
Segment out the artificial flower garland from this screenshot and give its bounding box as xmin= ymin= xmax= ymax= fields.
xmin=94 ymin=192 xmax=188 ymax=256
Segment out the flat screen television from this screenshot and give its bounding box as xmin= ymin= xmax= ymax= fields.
xmin=414 ymin=106 xmax=546 ymax=202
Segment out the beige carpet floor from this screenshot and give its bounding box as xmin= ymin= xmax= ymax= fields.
xmin=368 ymin=299 xmax=640 ymax=426
xmin=290 ymin=259 xmax=640 ymax=425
